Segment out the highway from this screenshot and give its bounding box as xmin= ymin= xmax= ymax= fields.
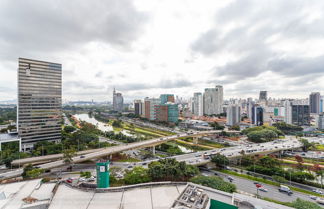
xmin=1 ymin=132 xmax=301 ymax=180
xmin=201 ymin=169 xmax=320 ymax=204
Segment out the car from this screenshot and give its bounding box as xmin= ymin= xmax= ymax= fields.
xmin=80 ymin=155 xmax=85 ymax=158
xmin=227 ymin=176 xmax=234 ymax=182
xmin=253 ymin=182 xmax=260 ymax=185
xmin=278 ymin=185 xmax=293 ymax=196
xmin=312 ymin=189 xmax=323 ymax=194
xmin=258 ymin=187 xmax=268 ymax=192
xmin=66 ymin=178 xmax=73 ymax=183
xmin=309 ymin=195 xmax=318 ymax=200
xmin=142 ymin=162 xmax=147 ymax=165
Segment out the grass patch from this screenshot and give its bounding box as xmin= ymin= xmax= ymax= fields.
xmin=115 ymin=157 xmax=140 ymax=162
xmin=175 ymin=139 xmax=210 ymax=151
xmin=262 ymin=197 xmax=293 ymax=207
xmin=219 ymin=170 xmax=323 ymax=197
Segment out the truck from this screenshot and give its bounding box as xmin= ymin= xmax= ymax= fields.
xmin=278 ymin=185 xmax=293 ymax=196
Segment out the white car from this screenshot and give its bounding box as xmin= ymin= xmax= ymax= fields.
xmin=312 ymin=189 xmax=323 ymax=194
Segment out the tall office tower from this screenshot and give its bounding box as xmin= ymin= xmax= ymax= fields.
xmin=309 ymin=92 xmax=320 ymax=114
xmin=134 ymin=100 xmax=143 ymax=116
xmin=154 ymin=103 xmax=179 ymax=123
xmin=160 ymin=94 xmax=175 ymax=104
xmin=259 ymin=91 xmax=267 ymax=101
xmin=283 ymin=100 xmax=292 ymax=124
xmin=203 ymin=85 xmax=223 ymax=115
xmin=316 ymin=114 xmax=324 ymax=130
xmin=18 ymin=58 xmax=62 ymax=149
xmin=320 ymin=96 xmax=324 ymax=113
xmin=143 ymin=98 xmax=160 ymax=120
xmin=247 ymin=101 xmax=254 ymax=120
xmin=113 ymin=88 xmax=124 ymax=112
xmin=252 ymin=105 xmax=264 ymax=126
xmin=291 ymin=105 xmax=310 ymax=126
xmin=226 ymin=104 xmax=241 ymax=126
xmin=193 ymin=92 xmax=203 ymax=116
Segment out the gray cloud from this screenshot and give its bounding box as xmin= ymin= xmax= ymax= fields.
xmin=111 ymin=79 xmax=194 ymax=91
xmin=191 ymin=0 xmax=324 ymax=81
xmin=0 ymin=0 xmax=149 ymax=61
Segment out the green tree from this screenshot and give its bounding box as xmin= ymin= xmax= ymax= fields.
xmin=112 ymin=120 xmax=122 ymax=128
xmin=124 ymin=166 xmax=151 ymax=184
xmin=299 ymin=138 xmax=314 ymax=152
xmin=80 ymin=171 xmax=92 ymax=178
xmin=148 ymin=158 xmax=199 ymax=181
xmin=312 ymin=164 xmax=324 ymax=188
xmin=211 ymin=153 xmax=229 ymax=168
xmin=258 ymin=156 xmax=280 ymax=169
xmin=291 ymin=198 xmax=322 ymax=209
xmin=190 ymin=176 xmax=236 ymax=193
xmin=63 ymin=148 xmax=76 ymax=165
xmin=209 ymin=122 xmax=225 ymax=130
xmin=64 ymin=125 xmax=76 ymax=133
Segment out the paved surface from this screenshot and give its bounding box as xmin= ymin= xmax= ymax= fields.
xmin=201 ymin=170 xmax=321 ymax=204
xmin=1 ymin=130 xmax=242 ymax=179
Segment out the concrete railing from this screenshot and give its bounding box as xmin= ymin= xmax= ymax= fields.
xmin=62 ymin=181 xmax=187 ymax=193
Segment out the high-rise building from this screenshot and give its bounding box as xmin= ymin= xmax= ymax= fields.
xmin=283 ymin=100 xmax=292 ymax=124
xmin=259 ymin=91 xmax=267 ymax=101
xmin=226 ymin=105 xmax=241 ymax=126
xmin=252 ymin=105 xmax=263 ymax=126
xmin=193 ymin=92 xmax=203 ymax=116
xmin=113 ymin=88 xmax=123 ymax=112
xmin=160 ymin=94 xmax=175 ymax=104
xmin=291 ymin=105 xmax=310 ymax=126
xmin=134 ymin=100 xmax=143 ymax=116
xmin=203 ymin=85 xmax=223 ymax=115
xmin=320 ymin=96 xmax=324 ymax=113
xmin=143 ymin=98 xmax=160 ymax=120
xmin=316 ymin=113 xmax=324 ymax=130
xmin=309 ymin=92 xmax=320 ymax=114
xmin=154 ymin=103 xmax=179 ymax=123
xmin=18 ymin=58 xmax=62 ymax=149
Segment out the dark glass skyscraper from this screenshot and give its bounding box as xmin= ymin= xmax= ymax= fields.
xmin=18 ymin=58 xmax=62 ymax=149
xmin=309 ymin=92 xmax=320 ymax=114
xmin=291 ymin=105 xmax=310 ymax=126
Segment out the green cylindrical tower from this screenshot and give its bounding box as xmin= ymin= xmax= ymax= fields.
xmin=96 ymin=161 xmax=110 ymax=188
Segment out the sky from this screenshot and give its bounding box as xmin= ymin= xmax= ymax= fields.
xmin=0 ymin=0 xmax=324 ymax=103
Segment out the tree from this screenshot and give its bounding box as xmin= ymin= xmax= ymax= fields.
xmin=272 ymin=175 xmax=287 ymax=184
xmin=291 ymin=198 xmax=322 ymax=209
xmin=312 ymin=164 xmax=324 ymax=188
xmin=211 ymin=153 xmax=229 ymax=168
xmin=124 ymin=166 xmax=151 ymax=184
xmin=229 ymin=125 xmax=240 ymax=131
xmin=258 ymin=156 xmax=280 ymax=169
xmin=80 ymin=171 xmax=92 ymax=178
xmin=22 ymin=164 xmax=44 ymax=179
xmin=190 ymin=176 xmax=236 ymax=193
xmin=148 ymin=159 xmax=199 ymax=181
xmin=294 ymin=155 xmax=304 ymax=171
xmin=63 ymin=148 xmax=76 ymax=165
xmin=299 ymin=138 xmax=314 ymax=152
xmin=112 ymin=120 xmax=122 ymax=128
xmin=64 ymin=126 xmax=76 ymax=133
xmin=209 ymin=122 xmax=225 ymax=130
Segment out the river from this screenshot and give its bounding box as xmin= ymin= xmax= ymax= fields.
xmin=73 ymin=113 xmax=134 ymax=136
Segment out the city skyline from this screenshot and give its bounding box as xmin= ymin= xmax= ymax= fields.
xmin=1 ymin=0 xmax=324 ymax=102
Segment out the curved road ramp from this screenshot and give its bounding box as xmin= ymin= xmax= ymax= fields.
xmin=0 ymin=180 xmax=292 ymax=209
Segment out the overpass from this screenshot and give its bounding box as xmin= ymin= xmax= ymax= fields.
xmin=1 ymin=130 xmax=294 ymax=180
xmin=11 ymin=130 xmax=240 ymax=166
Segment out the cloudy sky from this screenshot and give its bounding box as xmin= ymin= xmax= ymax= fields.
xmin=0 ymin=0 xmax=324 ymax=102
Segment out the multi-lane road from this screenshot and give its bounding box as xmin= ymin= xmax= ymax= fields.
xmin=1 ymin=132 xmax=302 ymax=180
xmin=201 ymin=169 xmax=321 ymax=204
